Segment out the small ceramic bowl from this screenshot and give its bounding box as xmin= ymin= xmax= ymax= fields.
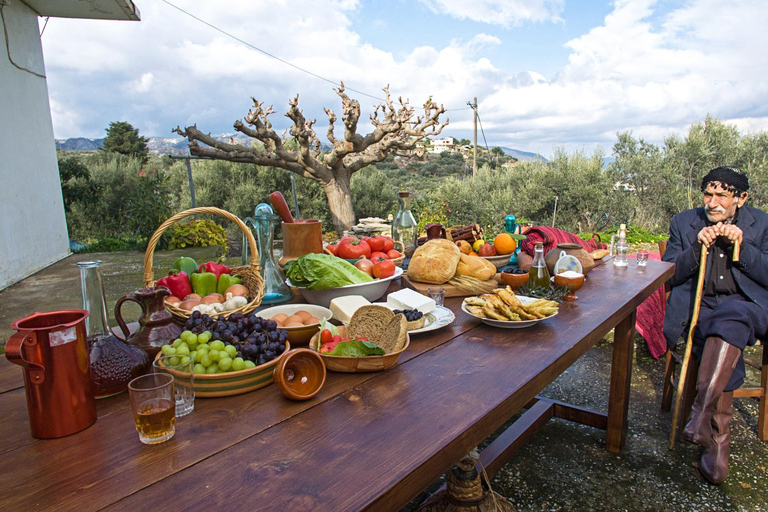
xmin=308 ymin=325 xmax=410 ymax=373
xmin=256 ymin=304 xmax=333 ymax=345
xmin=499 ymin=270 xmax=529 ymax=290
xmin=553 ymin=272 xmax=585 ymax=300
xmin=272 ymin=348 xmax=326 ymax=401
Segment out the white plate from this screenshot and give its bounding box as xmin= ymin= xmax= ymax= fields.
xmin=372 ymin=303 xmax=455 ymax=334
xmin=460 ymin=295 xmax=558 ymax=329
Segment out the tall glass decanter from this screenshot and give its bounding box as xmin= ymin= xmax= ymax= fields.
xmin=613 ymin=224 xmax=628 ymax=268
xmin=392 ymin=191 xmax=418 ymax=258
xmin=77 ymin=261 xmax=151 ymax=398
xmin=254 ymin=203 xmax=292 ymax=304
xmin=527 ymin=242 xmax=551 ymax=290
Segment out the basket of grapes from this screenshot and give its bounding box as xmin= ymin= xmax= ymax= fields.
xmin=155 ymin=311 xmax=290 ymax=397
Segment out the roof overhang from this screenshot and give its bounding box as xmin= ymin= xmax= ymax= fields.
xmin=23 ymin=0 xmax=140 ymax=21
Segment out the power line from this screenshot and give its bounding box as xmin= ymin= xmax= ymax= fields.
xmin=477 ymin=112 xmax=490 ymax=151
xmin=159 ymin=0 xmax=386 ymax=102
xmin=159 ymin=0 xmax=476 ymax=114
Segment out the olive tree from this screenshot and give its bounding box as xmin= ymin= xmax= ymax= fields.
xmin=175 ymin=84 xmax=448 ymax=234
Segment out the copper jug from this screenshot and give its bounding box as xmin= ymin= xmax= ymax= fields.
xmin=7 ymin=310 xmax=97 ymax=439
xmin=114 ymin=286 xmax=182 ymax=358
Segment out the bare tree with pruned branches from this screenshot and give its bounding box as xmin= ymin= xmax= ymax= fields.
xmin=174 ymin=83 xmax=448 ymax=234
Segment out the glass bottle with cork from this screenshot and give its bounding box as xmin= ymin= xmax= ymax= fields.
xmin=527 ymin=242 xmax=550 ymax=289
xmin=392 ymin=191 xmax=418 ymax=259
xmin=612 ymin=224 xmax=629 ymax=267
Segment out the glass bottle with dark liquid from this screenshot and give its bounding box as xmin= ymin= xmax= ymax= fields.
xmin=527 ymin=242 xmax=551 ymax=290
xmin=77 ymin=261 xmax=151 ymax=398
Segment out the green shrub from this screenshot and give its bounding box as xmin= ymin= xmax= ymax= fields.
xmin=167 ymin=219 xmax=228 ymax=253
xmin=75 ymin=237 xmax=136 ymax=253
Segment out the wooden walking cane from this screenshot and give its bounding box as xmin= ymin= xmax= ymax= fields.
xmin=668 ymin=237 xmax=741 ymax=450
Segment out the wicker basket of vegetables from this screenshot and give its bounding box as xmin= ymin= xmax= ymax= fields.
xmin=143 ymin=207 xmax=265 ymax=322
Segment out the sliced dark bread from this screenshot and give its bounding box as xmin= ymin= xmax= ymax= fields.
xmin=378 ymin=315 xmax=408 ymax=353
xmin=347 ymin=305 xmax=395 ymax=345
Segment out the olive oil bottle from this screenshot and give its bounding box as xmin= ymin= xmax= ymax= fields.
xmin=527 ymin=242 xmax=550 ymax=290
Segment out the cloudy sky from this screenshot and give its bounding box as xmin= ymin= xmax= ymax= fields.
xmin=41 ymin=0 xmax=768 ymax=158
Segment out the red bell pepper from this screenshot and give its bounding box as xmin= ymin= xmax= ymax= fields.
xmin=197 ymin=261 xmax=231 ymax=281
xmin=157 ymin=271 xmax=192 ymax=299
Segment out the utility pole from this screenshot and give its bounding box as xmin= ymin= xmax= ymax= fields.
xmin=467 ymin=98 xmax=478 ymax=176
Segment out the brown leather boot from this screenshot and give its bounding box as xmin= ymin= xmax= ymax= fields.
xmin=681 ymin=337 xmax=740 ymax=447
xmin=699 ymin=391 xmax=733 ymax=484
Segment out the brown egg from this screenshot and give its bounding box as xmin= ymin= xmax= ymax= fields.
xmin=284 ymin=314 xmax=304 ymax=325
xmin=303 ymin=316 xmax=320 ymax=325
xmin=294 ymin=310 xmax=312 ymax=321
xmin=284 ymin=321 xmax=305 ymax=327
xmin=271 ymin=313 xmax=289 ymax=325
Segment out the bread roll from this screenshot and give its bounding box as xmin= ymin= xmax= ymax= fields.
xmin=407 ymin=239 xmax=461 ymax=284
xmin=455 ymin=254 xmax=497 ymax=280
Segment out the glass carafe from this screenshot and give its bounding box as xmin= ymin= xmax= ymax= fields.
xmin=77 ymin=261 xmax=151 ymax=398
xmin=527 ymin=242 xmax=550 ymax=289
xmin=254 ymin=203 xmax=292 ymax=304
xmin=392 ymin=191 xmax=418 ymax=258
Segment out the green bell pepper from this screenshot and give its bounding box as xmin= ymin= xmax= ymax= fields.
xmin=191 ymin=272 xmax=217 ymax=297
xmin=217 ymin=274 xmax=242 ymax=296
xmin=172 ymin=256 xmax=198 ymax=277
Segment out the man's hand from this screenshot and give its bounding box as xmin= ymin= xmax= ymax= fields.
xmin=697 ymin=222 xmax=743 ymax=247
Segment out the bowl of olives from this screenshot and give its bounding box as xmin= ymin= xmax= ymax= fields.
xmin=499 ymin=268 xmax=529 ymax=291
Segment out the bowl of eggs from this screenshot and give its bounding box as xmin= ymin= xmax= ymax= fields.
xmin=256 ymin=304 xmax=333 ymax=345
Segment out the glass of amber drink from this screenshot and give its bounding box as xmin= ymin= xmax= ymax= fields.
xmin=128 ymin=373 xmax=176 ymax=444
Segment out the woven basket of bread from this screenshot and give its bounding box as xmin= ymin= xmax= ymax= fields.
xmin=143 ymin=207 xmax=265 ymax=322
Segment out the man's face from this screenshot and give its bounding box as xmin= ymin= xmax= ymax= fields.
xmin=702 ymin=182 xmax=747 ymax=223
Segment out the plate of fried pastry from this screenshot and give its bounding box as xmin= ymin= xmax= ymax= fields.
xmin=461 ymin=286 xmax=560 ymax=329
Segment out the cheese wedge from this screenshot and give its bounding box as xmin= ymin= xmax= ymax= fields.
xmin=329 ymin=295 xmax=372 ymax=324
xmin=387 ymin=288 xmax=436 ymax=314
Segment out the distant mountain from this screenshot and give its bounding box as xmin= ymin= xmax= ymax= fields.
xmin=57 ymin=135 xmax=548 ymax=163
xmin=499 ymin=147 xmax=548 ymax=162
xmin=56 ymin=137 xmax=104 ymax=151
xmin=602 ymin=156 xmax=615 ymax=168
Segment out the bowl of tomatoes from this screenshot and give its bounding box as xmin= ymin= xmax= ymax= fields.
xmin=324 ymin=235 xmax=405 ymax=267
xmin=289 ymin=266 xmax=403 ymax=308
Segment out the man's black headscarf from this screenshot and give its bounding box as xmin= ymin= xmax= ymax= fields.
xmin=700 ymin=166 xmax=750 ymax=196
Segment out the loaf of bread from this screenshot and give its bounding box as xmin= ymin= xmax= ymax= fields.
xmin=407 ymin=239 xmax=461 ymax=284
xmin=455 ymin=253 xmax=497 ymax=280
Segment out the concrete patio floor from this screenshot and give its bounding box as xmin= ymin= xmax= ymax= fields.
xmin=1 ymin=250 xmax=767 ymax=511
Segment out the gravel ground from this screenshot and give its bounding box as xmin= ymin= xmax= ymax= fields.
xmin=2 ymin=250 xmax=767 ymax=511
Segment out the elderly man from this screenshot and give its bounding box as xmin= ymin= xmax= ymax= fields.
xmin=663 ymin=166 xmax=768 ymax=484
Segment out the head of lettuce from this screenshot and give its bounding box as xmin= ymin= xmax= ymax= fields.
xmin=285 ymin=253 xmax=374 ymax=290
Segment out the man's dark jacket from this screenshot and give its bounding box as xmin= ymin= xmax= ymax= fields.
xmin=663 ymin=205 xmax=768 ymax=346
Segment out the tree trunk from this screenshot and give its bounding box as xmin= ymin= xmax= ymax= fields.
xmin=322 ymin=176 xmax=355 ymax=235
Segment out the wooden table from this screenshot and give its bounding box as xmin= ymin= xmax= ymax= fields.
xmin=0 ymin=258 xmax=673 ymax=511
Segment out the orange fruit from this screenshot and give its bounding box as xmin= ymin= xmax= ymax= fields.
xmin=493 ymin=233 xmax=516 ymax=255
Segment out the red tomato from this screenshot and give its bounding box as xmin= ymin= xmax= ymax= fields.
xmin=380 ymin=236 xmax=395 ymax=252
xmin=325 ymin=243 xmax=340 ymax=256
xmin=373 ymin=259 xmax=396 ymax=279
xmin=320 ymin=329 xmax=333 ymax=346
xmin=386 ymin=249 xmax=402 ymax=259
xmin=339 ymin=240 xmax=371 ymax=259
xmin=340 ymin=236 xmax=357 ymax=243
xmin=364 ymin=236 xmax=385 ymax=252
xmin=354 ymin=259 xmax=374 ymax=276
xmin=370 ymin=251 xmax=388 ymax=262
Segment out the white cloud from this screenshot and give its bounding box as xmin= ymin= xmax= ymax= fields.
xmin=419 ymin=0 xmax=564 ymax=27
xmin=39 ymin=0 xmax=768 ymax=159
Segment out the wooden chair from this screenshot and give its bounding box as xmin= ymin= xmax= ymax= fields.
xmin=659 ymin=240 xmax=768 ymax=441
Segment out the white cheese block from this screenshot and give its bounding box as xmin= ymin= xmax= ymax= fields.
xmin=387 ymin=288 xmax=436 ymax=314
xmin=329 ymin=295 xmax=372 ymax=324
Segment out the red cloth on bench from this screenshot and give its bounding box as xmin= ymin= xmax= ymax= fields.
xmin=630 ymin=251 xmax=667 ymax=359
xmin=519 ymin=226 xmax=606 ymax=256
